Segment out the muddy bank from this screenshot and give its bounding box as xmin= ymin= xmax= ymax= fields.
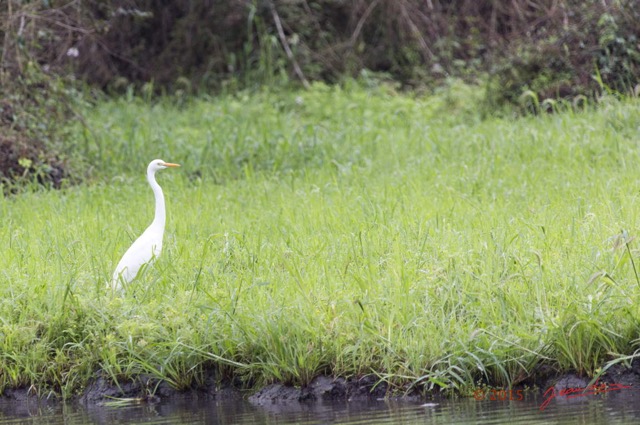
xmin=247 ymin=375 xmax=420 ymax=405
xmin=0 ymin=374 xmax=394 ymax=406
xmin=247 ymin=361 xmax=640 ymax=406
xmin=2 ymin=360 xmax=640 ymax=406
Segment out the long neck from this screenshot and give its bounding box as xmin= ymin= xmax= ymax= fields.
xmin=148 ymin=168 xmax=166 ymax=233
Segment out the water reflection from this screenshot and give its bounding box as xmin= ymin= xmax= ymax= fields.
xmin=1 ymin=390 xmax=639 ymax=425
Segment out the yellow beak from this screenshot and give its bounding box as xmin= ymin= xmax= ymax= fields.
xmin=162 ymin=162 xmax=181 ymax=167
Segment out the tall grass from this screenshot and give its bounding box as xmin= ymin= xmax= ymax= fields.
xmin=2 ymin=83 xmax=640 ymax=398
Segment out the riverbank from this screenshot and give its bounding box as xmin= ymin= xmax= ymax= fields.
xmin=1 ymin=87 xmax=640 ymax=403
xmin=2 ymin=360 xmax=639 ymax=406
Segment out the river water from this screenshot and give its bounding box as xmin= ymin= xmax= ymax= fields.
xmin=1 ymin=390 xmax=638 ymax=424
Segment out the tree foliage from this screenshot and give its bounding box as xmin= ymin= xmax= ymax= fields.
xmin=2 ymin=0 xmax=638 ymax=97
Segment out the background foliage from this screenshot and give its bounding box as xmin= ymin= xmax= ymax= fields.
xmin=0 ymin=0 xmax=639 ymax=188
xmin=2 ymin=1 xmax=639 ymax=96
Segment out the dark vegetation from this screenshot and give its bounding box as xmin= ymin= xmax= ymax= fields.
xmin=0 ymin=0 xmax=639 ymax=189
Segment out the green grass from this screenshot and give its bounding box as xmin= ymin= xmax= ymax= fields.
xmin=2 ymin=82 xmax=640 ymax=398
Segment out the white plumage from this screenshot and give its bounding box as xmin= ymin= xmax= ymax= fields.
xmin=111 ymin=159 xmax=180 ymax=290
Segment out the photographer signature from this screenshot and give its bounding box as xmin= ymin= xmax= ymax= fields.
xmin=540 ymin=381 xmax=632 ymax=411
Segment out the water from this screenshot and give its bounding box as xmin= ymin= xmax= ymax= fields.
xmin=1 ymin=391 xmax=639 ymax=424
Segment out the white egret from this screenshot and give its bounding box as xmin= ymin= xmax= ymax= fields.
xmin=111 ymin=159 xmax=180 ymax=290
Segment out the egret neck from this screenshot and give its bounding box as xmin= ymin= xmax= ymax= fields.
xmin=148 ymin=163 xmax=166 ymax=234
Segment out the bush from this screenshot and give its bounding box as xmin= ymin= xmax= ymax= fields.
xmin=3 ymin=2 xmax=638 ymax=92
xmin=0 ymin=1 xmax=90 ymax=191
xmin=0 ymin=63 xmax=77 ymax=193
xmin=1 ymin=1 xmax=639 ymax=126
xmin=487 ymin=1 xmax=640 ymax=112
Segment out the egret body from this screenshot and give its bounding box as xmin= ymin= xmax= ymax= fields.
xmin=111 ymin=159 xmax=180 ymax=290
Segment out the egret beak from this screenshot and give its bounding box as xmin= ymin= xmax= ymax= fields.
xmin=162 ymin=162 xmax=181 ymax=167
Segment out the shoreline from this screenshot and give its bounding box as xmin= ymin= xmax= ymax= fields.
xmin=2 ymin=360 xmax=639 ymax=406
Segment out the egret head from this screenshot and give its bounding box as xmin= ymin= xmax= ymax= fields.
xmin=148 ymin=159 xmax=181 ymax=173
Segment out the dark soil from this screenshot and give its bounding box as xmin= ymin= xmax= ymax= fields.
xmin=2 ymin=360 xmax=640 ymax=406
xmin=247 ymin=375 xmax=420 ymax=406
xmin=0 ymin=134 xmax=68 ymax=193
xmin=78 ymin=372 xmax=244 ymax=405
